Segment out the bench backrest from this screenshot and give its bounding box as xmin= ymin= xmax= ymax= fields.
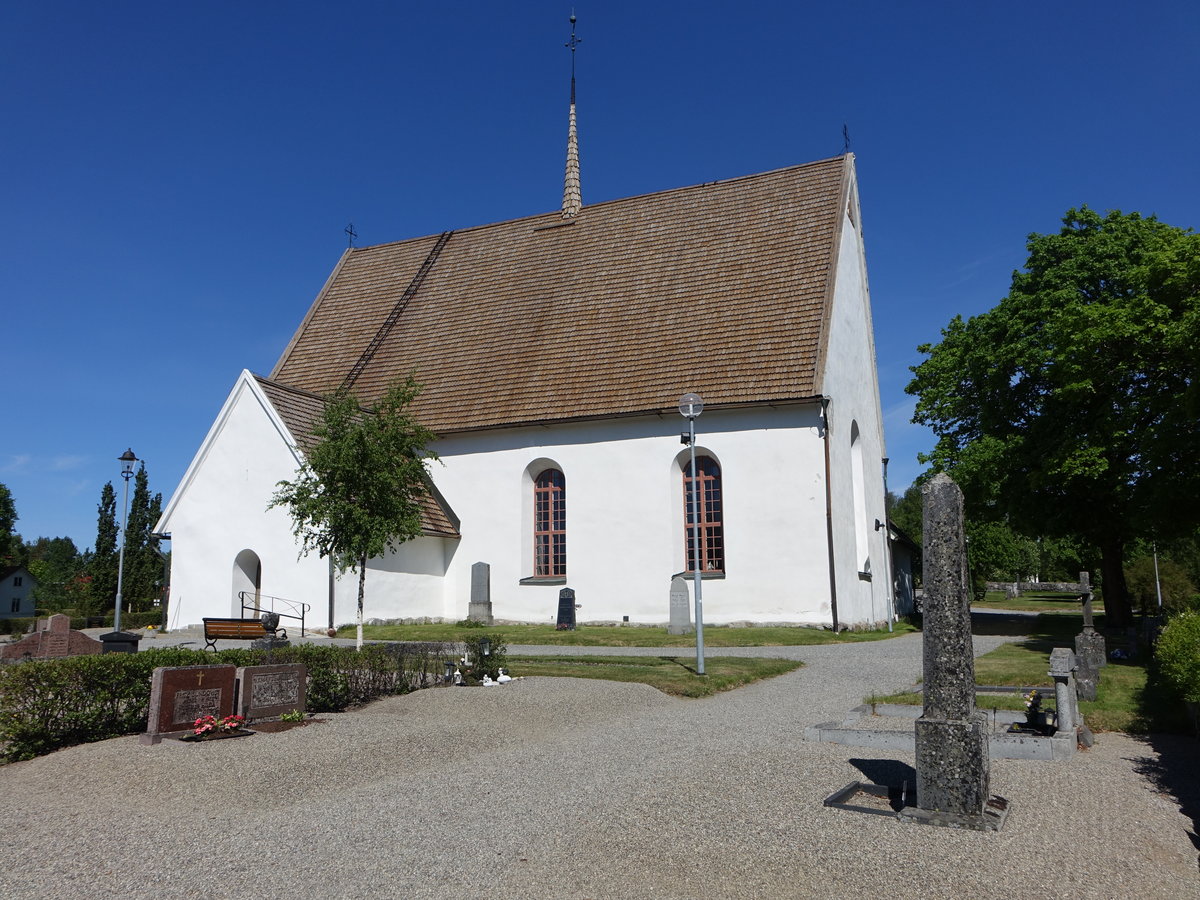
xmin=203 ymin=618 xmax=268 ymax=639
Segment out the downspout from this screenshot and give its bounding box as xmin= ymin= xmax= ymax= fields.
xmin=821 ymin=397 xmax=840 ymax=631
xmin=328 ymin=556 xmax=336 ymax=632
xmin=881 ymin=458 xmax=894 ymax=632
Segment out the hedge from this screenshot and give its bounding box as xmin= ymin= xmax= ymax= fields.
xmin=1156 ymin=612 xmax=1200 ymax=704
xmin=0 ymin=641 xmax=453 ymax=763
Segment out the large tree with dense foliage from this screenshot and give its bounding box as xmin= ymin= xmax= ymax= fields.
xmin=270 ymin=377 xmax=437 ymax=649
xmin=908 ymin=207 xmax=1199 ymax=627
xmin=0 ymin=483 xmax=17 ymax=565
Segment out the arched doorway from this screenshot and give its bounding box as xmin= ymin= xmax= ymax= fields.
xmin=232 ymin=549 xmax=262 ymax=616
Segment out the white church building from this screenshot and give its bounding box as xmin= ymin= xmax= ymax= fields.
xmin=157 ymin=142 xmax=894 ymax=632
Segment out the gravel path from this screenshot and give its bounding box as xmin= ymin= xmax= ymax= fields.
xmin=4 ymin=632 xmax=1197 ymax=898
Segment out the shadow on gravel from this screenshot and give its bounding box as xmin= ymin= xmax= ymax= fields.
xmin=849 ymin=757 xmax=917 ymax=789
xmin=1128 ymin=733 xmax=1200 ymax=860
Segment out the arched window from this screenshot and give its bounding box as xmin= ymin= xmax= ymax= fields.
xmin=683 ymin=456 xmax=724 ymax=573
xmin=533 ymin=469 xmax=566 ymax=576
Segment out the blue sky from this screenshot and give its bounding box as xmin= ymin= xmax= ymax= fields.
xmin=3 ymin=1 xmax=1197 ymax=552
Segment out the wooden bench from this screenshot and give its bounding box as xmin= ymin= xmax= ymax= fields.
xmin=202 ymin=617 xmax=287 ymax=651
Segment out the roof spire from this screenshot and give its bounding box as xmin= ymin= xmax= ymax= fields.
xmin=561 ymin=12 xmax=582 ymax=219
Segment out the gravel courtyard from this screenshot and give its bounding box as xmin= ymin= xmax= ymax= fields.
xmin=4 ymin=632 xmax=1198 ymax=899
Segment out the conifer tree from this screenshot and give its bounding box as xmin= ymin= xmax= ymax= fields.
xmin=89 ymin=482 xmax=119 ymax=612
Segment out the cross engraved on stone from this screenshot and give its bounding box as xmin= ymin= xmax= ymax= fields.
xmin=196 ymin=672 xmax=205 ymax=686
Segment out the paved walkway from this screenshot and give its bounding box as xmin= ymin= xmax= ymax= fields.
xmin=5 ymin=629 xmax=1197 ymax=898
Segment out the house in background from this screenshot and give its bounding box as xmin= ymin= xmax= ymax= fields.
xmin=1 ymin=566 xmax=38 ymax=619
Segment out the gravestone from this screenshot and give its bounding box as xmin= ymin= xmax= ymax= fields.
xmin=468 ymin=562 xmax=494 ymax=625
xmin=900 ymin=473 xmax=1007 ymax=831
xmin=556 ymin=588 xmax=576 ymax=630
xmin=1 ymin=614 xmax=102 ymax=661
xmin=236 ymin=663 xmax=307 ymax=720
xmin=140 ymin=665 xmax=237 ymax=745
xmin=1074 ymin=573 xmax=1105 ymax=702
xmin=668 ymin=576 xmax=693 ymax=635
xmin=1048 ymin=648 xmax=1078 ymax=734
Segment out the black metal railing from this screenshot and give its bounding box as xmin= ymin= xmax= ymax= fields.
xmin=239 ymin=591 xmax=311 ymax=637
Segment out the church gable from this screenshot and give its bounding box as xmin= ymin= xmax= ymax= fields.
xmin=271 ymin=155 xmax=852 ymax=434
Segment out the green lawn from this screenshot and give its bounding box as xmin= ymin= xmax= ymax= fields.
xmin=509 ymin=654 xmax=804 ymax=698
xmin=975 ymin=590 xmax=1102 ymax=614
xmin=342 ymin=621 xmax=917 ymax=647
xmin=869 ymin=612 xmax=1191 ymax=734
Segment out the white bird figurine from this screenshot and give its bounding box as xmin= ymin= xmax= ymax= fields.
xmin=482 ymin=674 xmax=495 ymax=686
xmin=496 ymin=668 xmax=512 ymax=684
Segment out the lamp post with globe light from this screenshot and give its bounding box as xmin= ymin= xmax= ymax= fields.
xmin=113 ymin=448 xmax=137 ymax=634
xmin=679 ymin=393 xmax=705 ymax=675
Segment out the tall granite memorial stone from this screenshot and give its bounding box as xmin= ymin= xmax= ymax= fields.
xmin=901 ymin=474 xmax=1007 ymax=831
xmin=469 ymin=562 xmax=494 ymax=625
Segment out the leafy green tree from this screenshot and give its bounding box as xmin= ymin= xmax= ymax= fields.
xmin=27 ymin=537 xmax=85 ymax=612
xmin=908 ymin=207 xmax=1200 ymax=627
xmin=0 ymin=483 xmax=17 ymax=565
xmin=89 ymin=482 xmax=119 ymax=612
xmin=270 ymin=377 xmax=438 ymax=649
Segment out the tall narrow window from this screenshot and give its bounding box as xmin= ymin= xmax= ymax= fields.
xmin=534 ymin=469 xmax=566 ymax=576
xmin=683 ymin=456 xmax=724 ymax=573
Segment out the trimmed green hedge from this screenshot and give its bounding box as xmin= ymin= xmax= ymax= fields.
xmin=0 ymin=642 xmax=452 ymax=762
xmin=0 ymin=610 xmax=165 ymax=635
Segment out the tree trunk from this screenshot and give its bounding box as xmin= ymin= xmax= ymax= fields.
xmin=356 ymin=552 xmax=367 ymax=651
xmin=1099 ymin=539 xmax=1132 ymax=629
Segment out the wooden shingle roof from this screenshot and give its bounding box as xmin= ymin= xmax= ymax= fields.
xmin=271 ymin=155 xmax=851 ymax=433
xmin=254 ymin=376 xmax=460 ymax=539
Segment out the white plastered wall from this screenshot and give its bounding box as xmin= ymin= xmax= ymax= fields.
xmin=430 ymin=404 xmax=833 ymax=625
xmin=819 ymin=192 xmax=891 ymax=626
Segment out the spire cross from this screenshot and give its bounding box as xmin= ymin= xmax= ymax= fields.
xmin=345 ymin=222 xmax=357 ymax=248
xmin=566 ymin=12 xmax=581 ymax=92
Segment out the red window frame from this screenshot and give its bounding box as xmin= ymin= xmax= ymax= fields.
xmin=683 ymin=456 xmax=724 ymax=573
xmin=534 ymin=469 xmax=566 ymax=576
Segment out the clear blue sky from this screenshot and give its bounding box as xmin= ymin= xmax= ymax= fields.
xmin=3 ymin=1 xmax=1197 ymax=552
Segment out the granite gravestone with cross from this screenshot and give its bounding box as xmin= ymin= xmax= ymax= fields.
xmin=899 ymin=473 xmax=1008 ymax=831
xmin=140 ymin=665 xmax=237 ymax=744
xmin=1074 ymin=572 xmax=1106 ymax=702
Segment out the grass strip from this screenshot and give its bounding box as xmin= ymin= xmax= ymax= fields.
xmin=508 ymin=654 xmax=803 ymax=698
xmin=867 ymin=613 xmax=1191 ymax=734
xmin=343 ymin=621 xmax=916 ymax=647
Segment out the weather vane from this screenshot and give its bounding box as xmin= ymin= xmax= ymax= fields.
xmin=345 ymin=222 xmax=357 ymax=248
xmin=566 ymin=12 xmax=581 ymax=78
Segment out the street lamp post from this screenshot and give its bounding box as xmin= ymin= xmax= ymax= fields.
xmin=679 ymin=393 xmax=705 ymax=675
xmin=114 ymin=448 xmax=138 ymax=634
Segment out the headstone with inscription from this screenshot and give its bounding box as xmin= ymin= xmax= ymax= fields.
xmin=140 ymin=665 xmax=237 ymax=745
xmin=899 ymin=473 xmax=1007 ymax=831
xmin=469 ymin=562 xmax=494 ymax=625
xmin=668 ymin=576 xmax=693 ymax=635
xmin=236 ymin=663 xmax=307 ymax=720
xmin=555 ymin=588 xmax=576 ymax=630
xmin=1 ymin=614 xmax=102 ymax=661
